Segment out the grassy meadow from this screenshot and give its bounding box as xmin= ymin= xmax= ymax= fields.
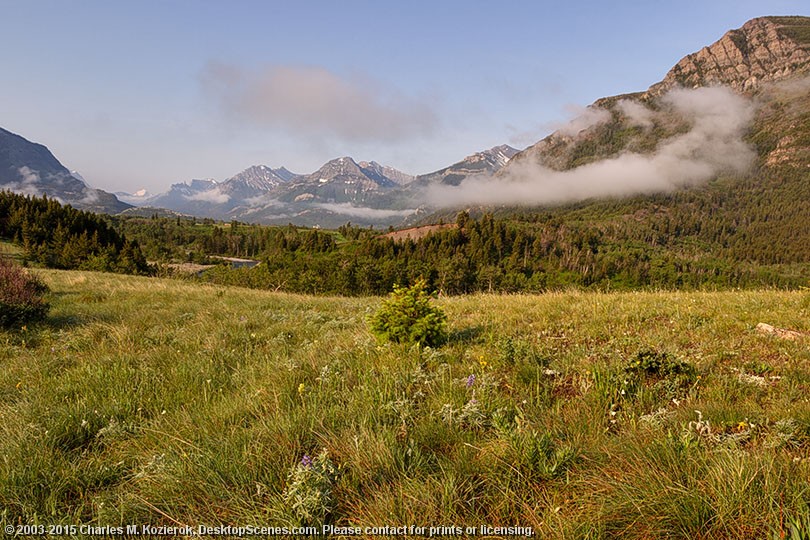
xmin=1 ymin=269 xmax=810 ymax=538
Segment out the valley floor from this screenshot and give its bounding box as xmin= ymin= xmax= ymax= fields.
xmin=1 ymin=270 xmax=809 ymax=538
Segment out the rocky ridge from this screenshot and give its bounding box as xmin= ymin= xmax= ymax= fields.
xmin=647 ymin=16 xmax=810 ymax=96
xmin=414 ymin=145 xmax=519 ymax=186
xmin=502 ymin=16 xmax=810 ymax=178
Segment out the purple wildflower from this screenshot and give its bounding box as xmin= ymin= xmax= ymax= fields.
xmin=466 ymin=374 xmax=476 ymax=389
xmin=300 ymin=454 xmax=313 ymax=468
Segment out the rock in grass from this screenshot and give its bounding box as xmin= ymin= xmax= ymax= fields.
xmin=756 ymin=322 xmax=805 ymax=341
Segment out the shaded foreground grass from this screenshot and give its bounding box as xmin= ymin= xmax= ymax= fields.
xmin=1 ymin=270 xmax=809 ymax=538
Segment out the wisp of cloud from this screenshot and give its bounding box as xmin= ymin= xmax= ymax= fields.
xmin=201 ymin=61 xmax=438 ymax=143
xmin=426 ymin=86 xmax=755 ymax=208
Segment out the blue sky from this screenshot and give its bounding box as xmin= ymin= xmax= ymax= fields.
xmin=0 ymin=0 xmax=806 ymax=193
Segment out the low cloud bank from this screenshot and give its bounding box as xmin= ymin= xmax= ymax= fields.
xmin=186 ymin=190 xmax=231 ymax=204
xmin=313 ymin=203 xmax=417 ymax=220
xmin=426 ymin=86 xmax=756 ymax=208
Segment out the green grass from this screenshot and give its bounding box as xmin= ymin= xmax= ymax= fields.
xmin=0 ymin=241 xmax=25 ymax=264
xmin=1 ymin=270 xmax=809 ymax=538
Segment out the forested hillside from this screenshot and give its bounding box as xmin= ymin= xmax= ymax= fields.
xmin=0 ymin=191 xmax=151 ymax=275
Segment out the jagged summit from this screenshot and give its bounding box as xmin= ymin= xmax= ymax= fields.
xmin=358 ymin=161 xmax=415 ymax=186
xmin=304 ymin=157 xmax=403 ymax=189
xmin=415 ymin=144 xmax=519 ymax=186
xmin=312 ymin=157 xmax=366 ymax=183
xmin=220 ymin=165 xmax=296 ymax=199
xmin=647 ymin=16 xmax=810 ymax=96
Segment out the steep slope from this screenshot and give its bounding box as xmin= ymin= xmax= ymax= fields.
xmin=505 ymin=16 xmax=810 ymax=175
xmin=358 ymin=161 xmax=415 ymax=186
xmin=0 ymin=127 xmax=130 ymax=214
xmin=647 ymin=16 xmax=810 ymax=96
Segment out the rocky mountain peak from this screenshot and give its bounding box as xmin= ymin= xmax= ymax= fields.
xmin=415 ymin=144 xmax=519 ymax=186
xmin=316 ymin=156 xmax=363 ymax=179
xmin=307 ymin=157 xmax=399 ymax=188
xmin=357 ymin=161 xmax=415 ymax=186
xmin=646 ymin=16 xmax=810 ymax=97
xmin=480 ymin=144 xmax=519 ymax=166
xmin=188 ymin=178 xmax=218 ymax=191
xmin=221 ymin=165 xmax=292 ymax=196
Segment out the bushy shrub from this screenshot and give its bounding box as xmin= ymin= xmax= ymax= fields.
xmin=368 ymin=278 xmax=448 ymax=347
xmin=0 ymin=257 xmax=50 ymax=328
xmin=624 ymin=350 xmax=696 ymax=379
xmin=621 ymin=350 xmax=697 ymax=402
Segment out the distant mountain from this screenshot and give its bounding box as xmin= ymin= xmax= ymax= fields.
xmin=277 ymin=157 xmax=401 ymax=204
xmin=415 ymin=145 xmax=518 ymax=186
xmin=0 ymin=127 xmax=130 ymax=214
xmin=219 ymin=165 xmax=298 ymax=200
xmin=138 ymin=157 xmax=424 ymax=227
xmin=145 ymin=178 xmax=230 ymax=218
xmin=358 ymin=161 xmax=415 ymax=186
xmin=115 ymin=188 xmax=151 ymax=205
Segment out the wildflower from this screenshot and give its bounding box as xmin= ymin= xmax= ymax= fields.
xmin=298 ymin=383 xmax=306 ymax=395
xmin=466 ymin=374 xmax=476 ymax=388
xmin=284 ymin=449 xmax=336 ymax=526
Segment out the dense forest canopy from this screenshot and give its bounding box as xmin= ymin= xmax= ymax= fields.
xmin=0 ymin=191 xmax=151 ymax=275
xmin=114 ymin=177 xmax=810 ymax=296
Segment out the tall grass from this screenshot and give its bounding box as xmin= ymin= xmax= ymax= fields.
xmin=1 ymin=271 xmax=808 ymax=538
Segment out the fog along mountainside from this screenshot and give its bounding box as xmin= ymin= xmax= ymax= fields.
xmin=2 ymin=16 xmax=810 ymax=295
xmin=117 ymin=18 xmax=810 ymax=295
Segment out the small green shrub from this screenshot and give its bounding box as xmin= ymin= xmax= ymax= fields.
xmin=368 ymin=278 xmax=448 ymax=347
xmin=0 ymin=257 xmax=49 ymax=328
xmin=624 ymin=350 xmax=696 ymax=379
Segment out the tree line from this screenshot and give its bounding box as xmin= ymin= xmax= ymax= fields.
xmin=0 ymin=191 xmax=151 ymax=274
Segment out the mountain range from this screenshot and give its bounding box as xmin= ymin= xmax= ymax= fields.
xmin=2 ymin=16 xmax=810 ymax=230
xmin=1 ymin=122 xmax=520 ymax=227
xmin=124 ymin=145 xmax=520 ymax=227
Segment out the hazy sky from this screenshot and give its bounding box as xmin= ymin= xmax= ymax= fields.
xmin=0 ymin=0 xmax=806 ymax=193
